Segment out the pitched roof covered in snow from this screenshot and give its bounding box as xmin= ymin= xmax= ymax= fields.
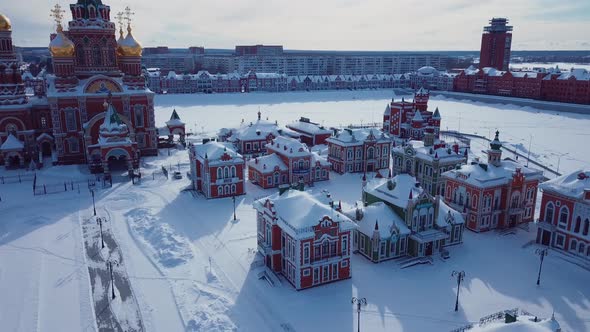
xmin=540 ymin=169 xmax=590 ymax=200
xmin=442 ymin=159 xmax=543 ymax=188
xmin=437 ymin=199 xmax=465 ymax=227
xmin=365 ymin=174 xmax=424 ymax=209
xmin=349 ymin=202 xmax=410 ymax=239
xmin=229 ymin=119 xmax=280 ymax=142
xmin=326 ymin=128 xmax=390 ymax=147
xmin=192 ymin=141 xmax=243 ymax=165
xmin=255 ymin=190 xmax=357 ymax=239
xmin=247 ymin=153 xmax=288 ymax=173
xmin=0 ymin=134 xmax=24 ymax=151
xmin=100 ymin=103 xmax=128 ymax=133
xmin=393 ymin=140 xmax=465 ymax=163
xmin=286 ymin=118 xmax=331 ymax=136
xmin=166 ymin=109 xmax=185 ymax=127
xmin=266 ymin=136 xmax=309 ymax=157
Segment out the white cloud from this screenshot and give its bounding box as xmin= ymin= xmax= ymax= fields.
xmin=4 ymin=0 xmax=590 ymax=50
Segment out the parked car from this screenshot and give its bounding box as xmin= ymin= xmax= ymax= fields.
xmin=173 ymin=171 xmax=182 ymax=179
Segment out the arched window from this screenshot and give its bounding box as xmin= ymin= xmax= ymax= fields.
xmin=544 ymin=202 xmax=554 ymax=224
xmin=465 ymin=195 xmax=470 ymax=208
xmin=134 ymin=105 xmax=144 ymax=127
xmin=224 ymin=166 xmax=229 ymax=178
xmin=511 ymin=192 xmax=520 ymax=209
xmin=574 ymin=216 xmax=582 ymax=233
xmin=231 ymin=184 xmax=236 ymax=194
xmin=412 ymin=211 xmax=418 ymax=231
xmin=6 ymin=123 xmax=17 ymax=135
xmin=68 ymin=138 xmax=79 ymax=153
xmin=217 ymin=168 xmax=222 ymax=179
xmin=584 ymin=219 xmax=590 ymax=236
xmin=579 ymin=243 xmax=586 ymax=255
xmin=347 ymin=149 xmax=353 ymax=160
xmin=92 ymin=45 xmax=102 ymax=66
xmin=367 ymin=147 xmax=374 ymax=159
xmin=231 ymin=166 xmax=236 ymax=178
xmin=558 ymin=206 xmax=569 ymax=229
xmin=570 ymin=239 xmax=578 ymax=252
xmin=217 ymin=186 xmax=223 ymax=196
xmin=298 ymin=160 xmax=304 ymax=170
xmin=224 ymin=185 xmax=230 ymax=195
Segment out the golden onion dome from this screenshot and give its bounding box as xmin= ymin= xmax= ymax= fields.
xmin=118 ymin=24 xmax=142 ymax=57
xmin=0 ymin=12 xmax=12 ymax=31
xmin=49 ymin=24 xmax=75 ymax=58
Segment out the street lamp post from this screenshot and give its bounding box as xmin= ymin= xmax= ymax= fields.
xmin=107 ymin=260 xmax=116 ymax=300
xmin=91 ymin=189 xmax=96 ymax=216
xmin=451 ymin=270 xmax=466 ymax=312
xmin=535 ymin=248 xmax=548 ymax=285
xmin=97 ymin=217 xmax=105 ymax=249
xmin=232 ymin=194 xmax=237 ymax=221
xmin=556 ymin=153 xmax=568 ymax=175
xmin=351 ymin=297 xmax=367 ymax=332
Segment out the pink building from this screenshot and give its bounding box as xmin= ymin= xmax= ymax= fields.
xmin=248 ymin=136 xmax=330 ymax=189
xmin=189 ymin=141 xmax=246 ymax=199
xmin=536 ymin=170 xmax=590 ymax=260
xmin=441 ymin=131 xmax=543 ymax=232
xmin=254 ymin=189 xmax=356 ymax=290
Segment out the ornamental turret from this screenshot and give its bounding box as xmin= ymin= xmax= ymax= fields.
xmin=414 ymin=87 xmax=429 ymax=111
xmin=0 ymin=12 xmax=27 ymax=106
xmin=487 ymin=130 xmax=502 ymax=167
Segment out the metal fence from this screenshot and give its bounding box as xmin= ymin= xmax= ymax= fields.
xmin=0 ymin=173 xmax=35 ymax=185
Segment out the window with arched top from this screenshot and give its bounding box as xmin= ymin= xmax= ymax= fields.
xmin=92 ymin=45 xmax=102 ymax=67
xmin=6 ymin=123 xmax=17 ymax=135
xmin=231 ymin=166 xmax=236 ymax=178
xmin=544 ymin=202 xmax=554 ymax=224
xmin=570 ymin=239 xmax=578 ymax=252
xmin=217 ymin=186 xmax=223 ymax=196
xmin=134 ymin=105 xmax=144 ymax=127
xmin=231 ymin=184 xmax=236 ymax=194
xmin=224 ymin=166 xmax=229 ymax=178
xmin=224 ymin=185 xmax=230 ymax=195
xmin=367 ymin=147 xmax=374 ymax=159
xmin=558 ymin=206 xmax=569 ymax=230
xmin=574 ymin=216 xmax=582 ymax=233
xmin=217 ymin=167 xmax=222 ymax=179
xmin=580 ymin=243 xmax=586 ymax=255
xmin=583 ymin=219 xmax=590 ymax=236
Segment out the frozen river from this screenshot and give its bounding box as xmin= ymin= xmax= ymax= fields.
xmin=154 ymin=90 xmax=590 ymax=174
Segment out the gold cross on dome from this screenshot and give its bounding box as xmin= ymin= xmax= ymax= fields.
xmin=49 ymin=4 xmax=65 ymax=27
xmin=123 ymin=6 xmax=135 ymax=26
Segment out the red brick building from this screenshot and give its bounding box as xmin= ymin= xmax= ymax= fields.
xmin=285 ymin=117 xmax=332 ymax=146
xmin=254 ymin=189 xmax=356 ymax=290
xmin=383 ymin=88 xmax=441 ymax=141
xmin=441 ymin=131 xmax=543 ymax=232
xmin=248 ymin=136 xmax=330 ymax=189
xmin=189 ymin=141 xmax=246 ymax=199
xmin=536 ymin=170 xmax=590 ymax=260
xmin=479 ymin=18 xmax=512 ymax=71
xmin=0 ymin=3 xmax=158 ymax=173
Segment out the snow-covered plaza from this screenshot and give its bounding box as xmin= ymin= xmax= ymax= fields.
xmin=1 ymin=90 xmax=589 ymax=331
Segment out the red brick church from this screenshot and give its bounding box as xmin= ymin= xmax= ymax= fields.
xmin=0 ymin=1 xmax=157 ymax=174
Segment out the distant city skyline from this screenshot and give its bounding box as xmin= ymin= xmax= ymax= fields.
xmin=5 ymin=0 xmax=590 ymax=50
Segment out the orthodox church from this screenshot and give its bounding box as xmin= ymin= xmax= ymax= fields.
xmin=0 ymin=1 xmax=158 ymax=175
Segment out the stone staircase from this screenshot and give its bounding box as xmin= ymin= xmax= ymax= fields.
xmin=398 ymin=256 xmax=433 ymax=269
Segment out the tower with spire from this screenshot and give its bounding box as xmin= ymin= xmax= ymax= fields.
xmin=383 ymin=89 xmax=441 ymax=141
xmin=488 ymin=130 xmax=502 ymax=167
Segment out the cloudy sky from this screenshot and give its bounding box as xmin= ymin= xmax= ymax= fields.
xmin=4 ymin=0 xmax=590 ymax=50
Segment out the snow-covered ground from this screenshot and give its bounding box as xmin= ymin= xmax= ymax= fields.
xmin=1 ymin=91 xmax=589 ymax=331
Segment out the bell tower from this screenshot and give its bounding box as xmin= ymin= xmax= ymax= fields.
xmin=488 ymin=130 xmax=503 ymax=167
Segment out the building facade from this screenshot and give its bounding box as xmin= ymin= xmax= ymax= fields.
xmin=383 ymin=89 xmax=441 ymax=141
xmin=479 ymin=18 xmax=513 ymax=71
xmin=0 ymin=3 xmax=158 ymax=173
xmin=188 ymin=141 xmax=246 ymax=199
xmin=248 ymin=136 xmax=330 ymax=189
xmin=536 ymin=170 xmax=590 ymax=260
xmin=218 ymin=112 xmax=282 ymax=155
xmin=326 ymin=128 xmax=391 ymax=174
xmin=392 ymin=137 xmax=467 ymax=197
xmin=362 ymin=174 xmax=465 ymax=259
xmin=441 ymin=132 xmax=543 ymax=232
xmin=254 ymin=189 xmax=356 ymax=290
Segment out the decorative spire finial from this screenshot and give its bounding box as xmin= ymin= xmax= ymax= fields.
xmin=124 ymin=6 xmax=135 ymax=32
xmin=116 ymin=11 xmax=125 ymax=37
xmin=50 ymin=4 xmax=65 ymax=31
